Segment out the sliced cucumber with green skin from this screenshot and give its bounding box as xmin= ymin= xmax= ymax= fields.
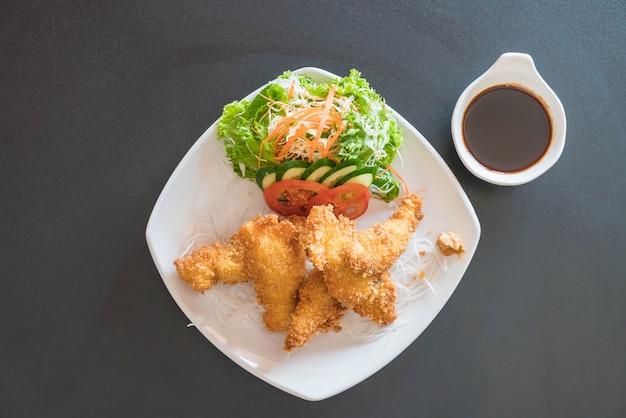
xmin=256 ymin=166 xmax=278 ymax=190
xmin=276 ymin=160 xmax=310 ymax=181
xmin=319 ymin=159 xmax=361 ymax=188
xmin=301 ymin=158 xmax=336 ymax=182
xmin=335 ymin=165 xmax=377 ymax=188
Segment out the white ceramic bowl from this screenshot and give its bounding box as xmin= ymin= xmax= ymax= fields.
xmin=451 ymin=52 xmax=566 ymax=186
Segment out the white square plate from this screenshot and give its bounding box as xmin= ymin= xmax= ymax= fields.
xmin=146 ymin=67 xmax=480 ymax=401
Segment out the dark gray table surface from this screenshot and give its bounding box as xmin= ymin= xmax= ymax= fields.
xmin=2 ymin=1 xmax=625 ymax=417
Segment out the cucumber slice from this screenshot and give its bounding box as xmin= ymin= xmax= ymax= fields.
xmin=301 ymin=158 xmax=336 ymax=182
xmin=335 ymin=166 xmax=377 ymax=188
xmin=276 ymin=160 xmax=310 ymax=181
xmin=256 ymin=166 xmax=278 ymax=190
xmin=319 ymin=159 xmax=361 ymax=188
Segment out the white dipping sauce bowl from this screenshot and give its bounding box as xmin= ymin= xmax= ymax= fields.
xmin=451 ymin=52 xmax=566 ymax=186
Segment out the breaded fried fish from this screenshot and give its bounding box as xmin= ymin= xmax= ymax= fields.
xmin=344 ymin=194 xmax=424 ymax=276
xmin=284 ymin=268 xmax=346 ymax=352
xmin=303 ymin=205 xmax=398 ymax=326
xmin=174 ymin=214 xmax=307 ymax=332
xmin=174 ymin=240 xmax=249 ymax=293
xmin=235 ymin=215 xmax=308 ymax=332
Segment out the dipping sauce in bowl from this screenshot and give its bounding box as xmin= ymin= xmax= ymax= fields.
xmin=451 ymin=52 xmax=566 ymax=186
xmin=462 ymin=84 xmax=552 ymax=173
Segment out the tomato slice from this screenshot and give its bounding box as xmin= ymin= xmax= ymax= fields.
xmin=263 ymin=179 xmax=329 ymax=217
xmin=307 ymin=183 xmax=371 ymax=219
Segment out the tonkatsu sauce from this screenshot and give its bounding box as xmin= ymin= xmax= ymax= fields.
xmin=462 ymin=84 xmax=552 ymax=172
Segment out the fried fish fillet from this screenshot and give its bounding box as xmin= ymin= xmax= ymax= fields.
xmin=173 ymin=240 xmax=249 ymax=293
xmin=174 ymin=214 xmax=307 ymax=332
xmin=234 ymin=215 xmax=308 ymax=332
xmin=344 ymin=194 xmax=424 ymax=276
xmin=303 ymin=205 xmax=398 ymax=325
xmin=175 ymin=193 xmax=422 ymax=344
xmin=284 ymin=268 xmax=346 ymax=352
xmin=324 ymin=262 xmax=397 ymax=326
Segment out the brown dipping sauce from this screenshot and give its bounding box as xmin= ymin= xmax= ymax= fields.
xmin=463 ymin=84 xmax=552 ymax=172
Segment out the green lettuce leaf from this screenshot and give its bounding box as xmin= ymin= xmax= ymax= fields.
xmin=216 ymin=69 xmax=405 ymax=200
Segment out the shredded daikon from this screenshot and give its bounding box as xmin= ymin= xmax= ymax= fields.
xmin=178 ymin=220 xmax=450 ymax=344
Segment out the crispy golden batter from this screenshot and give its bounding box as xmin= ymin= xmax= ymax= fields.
xmin=325 ymin=263 xmax=397 ymax=325
xmin=344 ymin=194 xmax=424 ymax=276
xmin=234 ymin=215 xmax=308 ymax=332
xmin=175 ymin=193 xmax=423 ymax=347
xmin=284 ymin=269 xmax=346 ymax=352
xmin=174 ymin=241 xmax=249 ymax=293
xmin=174 ymin=214 xmax=307 ymax=332
xmin=286 ymin=214 xmax=307 ymax=234
xmin=303 ymin=205 xmax=398 ymax=325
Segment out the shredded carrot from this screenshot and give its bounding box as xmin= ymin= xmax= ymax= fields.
xmin=256 ymin=103 xmax=275 ymax=127
xmin=274 ymin=123 xmax=311 ymax=160
xmin=311 ymin=85 xmax=337 ymax=145
xmin=288 ymin=79 xmax=296 ymax=100
xmin=257 ymin=84 xmax=352 ymax=165
xmin=376 ymin=165 xmax=410 ymax=198
xmin=257 ymin=137 xmax=270 ymax=168
xmin=255 ymin=93 xmax=290 ymax=135
xmin=387 ymin=165 xmax=410 ymax=196
xmin=323 ymin=120 xmax=346 ymax=157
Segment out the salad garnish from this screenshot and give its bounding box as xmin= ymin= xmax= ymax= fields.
xmin=217 ymin=69 xmax=405 ymax=217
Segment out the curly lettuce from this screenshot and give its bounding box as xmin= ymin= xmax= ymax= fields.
xmin=216 ymin=69 xmax=404 ymax=200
